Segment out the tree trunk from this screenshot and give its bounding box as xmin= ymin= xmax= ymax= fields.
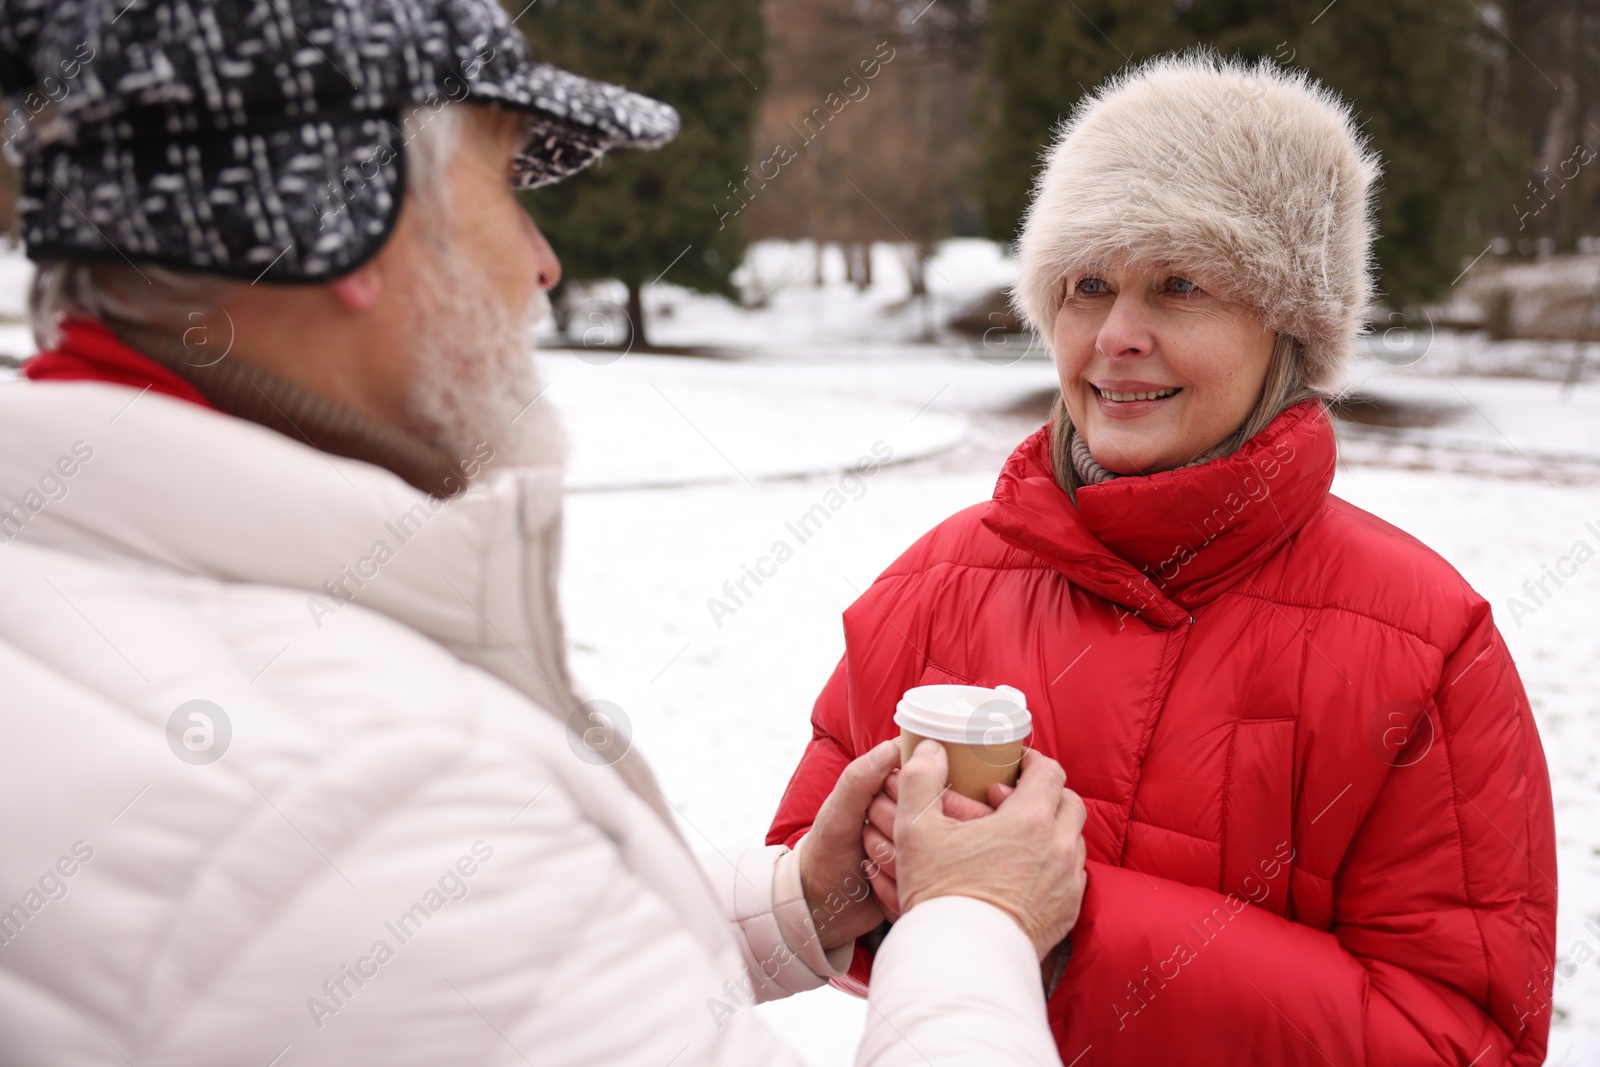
xmin=550 ymin=287 xmax=571 ymax=339
xmin=903 ymin=243 xmax=928 ymax=299
xmin=626 ymin=280 xmax=649 ymax=350
xmin=903 ymin=243 xmax=934 ymax=341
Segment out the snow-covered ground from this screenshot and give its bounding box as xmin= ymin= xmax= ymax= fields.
xmin=2 ymin=238 xmax=1595 ymax=1063
xmin=1346 ymin=331 xmax=1600 ymax=469
xmin=544 ymin=349 xmax=1046 ymax=491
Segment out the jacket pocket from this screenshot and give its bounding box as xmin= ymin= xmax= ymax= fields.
xmin=1220 ymin=717 xmax=1296 ymax=917
xmin=913 ymin=662 xmax=975 ymax=688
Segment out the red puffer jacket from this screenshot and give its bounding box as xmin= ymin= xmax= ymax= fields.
xmin=768 ymin=400 xmax=1556 ymax=1065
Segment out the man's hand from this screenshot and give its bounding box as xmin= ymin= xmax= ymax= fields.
xmin=891 ymin=741 xmax=1088 ymax=960
xmin=798 ymin=739 xmax=902 ymax=951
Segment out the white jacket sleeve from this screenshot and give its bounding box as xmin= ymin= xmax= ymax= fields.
xmin=697 ymin=838 xmax=854 ymax=1003
xmin=857 ymin=896 xmax=1064 ymax=1067
xmin=700 ymin=839 xmax=1062 ymax=1067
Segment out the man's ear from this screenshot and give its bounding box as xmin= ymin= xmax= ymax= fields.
xmin=329 ymin=261 xmax=383 ymax=310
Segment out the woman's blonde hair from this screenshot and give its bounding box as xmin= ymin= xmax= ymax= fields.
xmin=1048 ymin=332 xmax=1325 ymax=497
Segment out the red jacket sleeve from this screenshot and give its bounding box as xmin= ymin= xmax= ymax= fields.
xmin=1047 ymin=606 xmax=1557 ymax=1065
xmin=767 ymin=656 xmax=880 ymax=996
xmin=768 ymin=658 xmax=855 ymax=851
xmin=767 ymin=570 xmax=946 ymax=995
xmin=768 ymin=569 xmax=946 ymax=852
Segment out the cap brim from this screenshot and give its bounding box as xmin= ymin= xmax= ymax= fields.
xmin=473 ymin=63 xmax=681 ymax=189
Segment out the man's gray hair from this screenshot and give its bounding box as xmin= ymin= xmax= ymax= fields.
xmin=28 ymin=102 xmax=468 ymax=349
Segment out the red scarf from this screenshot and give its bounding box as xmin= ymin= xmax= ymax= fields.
xmin=23 ymin=319 xmax=215 ymax=410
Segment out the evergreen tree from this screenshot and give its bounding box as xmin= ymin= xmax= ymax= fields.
xmin=979 ymin=0 xmax=1496 ymax=310
xmin=978 ymin=0 xmax=1183 ymax=247
xmin=512 ymin=0 xmax=765 ymax=347
xmin=1292 ymin=0 xmax=1498 ymax=308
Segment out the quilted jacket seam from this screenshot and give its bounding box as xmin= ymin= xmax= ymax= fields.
xmin=879 ymin=556 xmax=1059 ymax=583
xmin=1512 ymin=643 xmax=1542 ymax=1062
xmin=1217 ymin=589 xmax=1440 ymax=651
xmin=1115 ymin=626 xmax=1190 ymax=860
xmin=134 ymin=581 xmax=305 ymax=1045
xmin=874 ymin=564 xmax=1449 ymax=651
xmin=136 ymin=691 xmax=492 ymax=1054
xmin=1218 ymin=721 xmax=1239 ymax=893
xmin=1125 ymin=814 xmax=1224 ymax=848
xmin=1436 ymin=698 xmax=1496 ymax=1013
xmin=777 ymin=726 xmax=853 ymax=848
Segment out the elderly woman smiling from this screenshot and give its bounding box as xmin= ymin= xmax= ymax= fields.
xmin=769 ymin=53 xmax=1558 ymax=1065
xmin=1050 ymin=261 xmax=1303 ymax=484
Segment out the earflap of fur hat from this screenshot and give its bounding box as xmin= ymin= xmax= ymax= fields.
xmin=1013 ymin=51 xmax=1381 ymax=390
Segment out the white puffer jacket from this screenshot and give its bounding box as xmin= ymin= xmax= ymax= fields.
xmin=0 ymin=381 xmax=1060 ymax=1067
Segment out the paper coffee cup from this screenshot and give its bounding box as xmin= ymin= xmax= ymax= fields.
xmin=894 ymin=684 xmax=1032 ymax=802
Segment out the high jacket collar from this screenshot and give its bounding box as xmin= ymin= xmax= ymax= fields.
xmin=0 ymin=380 xmax=690 ymax=834
xmin=983 ymin=400 xmax=1337 ymax=629
xmin=0 ymin=380 xmax=570 ymax=699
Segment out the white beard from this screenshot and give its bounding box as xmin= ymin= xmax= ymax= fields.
xmin=403 ymin=243 xmax=565 ymax=477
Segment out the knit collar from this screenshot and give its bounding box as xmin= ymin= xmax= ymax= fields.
xmin=984 ymin=400 xmax=1337 ymax=628
xmin=1069 ymin=428 xmax=1120 ymax=487
xmin=1068 ymin=423 xmax=1231 ymax=488
xmin=111 ymin=321 xmax=478 ymax=499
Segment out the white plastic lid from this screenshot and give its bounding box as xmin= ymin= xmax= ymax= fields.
xmin=894 ymin=684 xmax=1032 ymax=745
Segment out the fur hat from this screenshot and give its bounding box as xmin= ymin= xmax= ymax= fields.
xmin=1013 ymin=52 xmax=1381 ymax=390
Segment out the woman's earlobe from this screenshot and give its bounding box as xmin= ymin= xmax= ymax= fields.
xmin=329 ymin=264 xmax=383 ymax=310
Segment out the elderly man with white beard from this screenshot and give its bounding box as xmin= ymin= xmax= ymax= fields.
xmin=0 ymin=2 xmax=1087 ymax=1066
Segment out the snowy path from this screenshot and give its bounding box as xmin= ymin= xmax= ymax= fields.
xmin=557 ymin=361 xmax=1599 ymax=1066
xmin=543 ymin=348 xmax=1056 ymax=490
xmin=1346 ymin=352 xmax=1600 ymax=473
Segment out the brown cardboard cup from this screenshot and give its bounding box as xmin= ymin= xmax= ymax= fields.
xmin=897 ymin=731 xmax=1026 ymax=803
xmin=894 ymin=684 xmax=1032 ymax=804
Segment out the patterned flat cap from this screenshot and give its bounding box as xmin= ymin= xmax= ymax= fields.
xmin=0 ymin=0 xmax=680 ymax=282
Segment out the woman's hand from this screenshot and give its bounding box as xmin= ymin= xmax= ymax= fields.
xmin=862 ymin=766 xmax=996 ymax=920
xmin=798 ymin=739 xmax=903 ymax=951
xmin=882 ymin=741 xmax=1089 ymax=960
